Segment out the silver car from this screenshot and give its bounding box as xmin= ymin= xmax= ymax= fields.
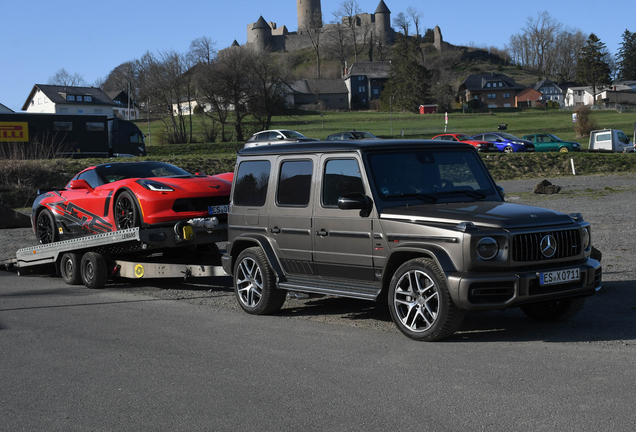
xmin=244 ymin=130 xmax=318 ymax=148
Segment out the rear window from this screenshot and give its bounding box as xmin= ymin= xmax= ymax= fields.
xmin=233 ymin=160 xmax=271 ymax=207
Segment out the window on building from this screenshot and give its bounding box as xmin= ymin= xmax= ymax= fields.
xmin=78 ymin=109 xmax=84 ymax=114
xmin=359 ymin=86 xmax=366 ymax=92
xmin=59 ymin=108 xmax=68 ymax=114
xmin=67 ymin=95 xmax=75 ymax=101
xmin=77 ymin=96 xmax=83 ymax=101
xmin=373 ymin=89 xmax=379 ymax=95
xmin=503 ymin=92 xmax=510 ymax=98
xmin=486 ymin=83 xmax=491 ymax=87
xmin=358 ymin=76 xmax=364 ymax=81
xmin=38 ymin=98 xmax=42 ymax=105
xmin=85 ymin=96 xmax=92 ymax=102
xmin=94 ymin=109 xmax=102 ymax=114
xmin=487 ymin=94 xmax=496 ymax=99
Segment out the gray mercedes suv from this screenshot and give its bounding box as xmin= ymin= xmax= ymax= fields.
xmin=222 ymin=140 xmax=602 ymax=341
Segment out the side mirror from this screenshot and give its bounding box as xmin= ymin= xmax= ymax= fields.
xmin=69 ymin=179 xmax=94 ymax=191
xmin=496 ymin=185 xmax=505 ymax=200
xmin=338 ymin=192 xmax=372 ymax=211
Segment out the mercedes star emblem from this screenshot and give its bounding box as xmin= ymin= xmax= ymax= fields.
xmin=540 ymin=234 xmax=557 ymax=258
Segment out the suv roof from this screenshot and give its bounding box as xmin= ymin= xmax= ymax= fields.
xmin=238 ymin=139 xmax=472 ymax=156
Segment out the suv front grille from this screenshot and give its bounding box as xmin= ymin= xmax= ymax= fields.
xmin=512 ymin=229 xmax=581 ymax=262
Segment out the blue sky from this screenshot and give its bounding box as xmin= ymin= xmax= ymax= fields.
xmin=1 ymin=0 xmax=633 ymax=111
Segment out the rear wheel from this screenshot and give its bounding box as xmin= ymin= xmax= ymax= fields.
xmin=36 ymin=209 xmax=58 ymax=244
xmin=114 ymin=191 xmax=140 ymax=230
xmin=388 ymin=258 xmax=465 ymax=341
xmin=233 ymin=247 xmax=286 ymax=315
xmin=521 ymin=298 xmax=585 ymax=322
xmin=60 ymin=252 xmax=82 ymax=285
xmin=80 ymin=252 xmax=107 ymax=289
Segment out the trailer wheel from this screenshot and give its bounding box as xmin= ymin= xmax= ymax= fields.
xmin=80 ymin=252 xmax=107 ymax=289
xmin=60 ymin=252 xmax=83 ymax=285
xmin=36 ymin=209 xmax=58 ymax=244
xmin=114 ymin=191 xmax=141 ymax=230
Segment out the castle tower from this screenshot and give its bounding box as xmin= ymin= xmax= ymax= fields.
xmin=252 ymin=16 xmax=271 ymax=51
xmin=297 ymin=0 xmax=322 ymax=31
xmin=374 ymin=0 xmax=392 ymax=45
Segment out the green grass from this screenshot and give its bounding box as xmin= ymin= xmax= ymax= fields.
xmin=135 ymin=108 xmax=635 ymax=148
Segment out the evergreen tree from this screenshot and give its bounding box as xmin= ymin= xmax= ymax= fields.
xmin=380 ymin=33 xmax=431 ymax=112
xmin=576 ymin=33 xmax=612 ymax=105
xmin=617 ymin=29 xmax=636 ymax=81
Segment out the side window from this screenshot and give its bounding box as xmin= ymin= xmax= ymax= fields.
xmin=77 ymin=169 xmax=102 ymax=188
xmin=322 ymin=159 xmax=364 ymax=207
xmin=233 ymin=160 xmax=271 ymax=207
xmin=277 ymin=160 xmax=313 ymax=206
xmin=618 ymin=132 xmax=629 ymax=144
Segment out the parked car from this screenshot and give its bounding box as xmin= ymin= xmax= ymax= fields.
xmin=32 ymin=161 xmax=233 ymax=244
xmin=431 ymin=133 xmax=497 ymax=152
xmin=472 ymin=132 xmax=535 ymax=153
xmin=522 ymin=133 xmax=581 ymax=152
xmin=326 ymin=131 xmax=379 ymax=141
xmin=223 ymin=140 xmax=601 ymax=341
xmin=588 ymin=129 xmax=633 ymax=153
xmin=245 ymin=130 xmax=319 ymax=148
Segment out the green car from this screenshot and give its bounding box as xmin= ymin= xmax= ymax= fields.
xmin=522 ymin=133 xmax=581 ymax=152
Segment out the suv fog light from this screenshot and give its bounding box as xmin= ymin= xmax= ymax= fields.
xmin=477 ymin=237 xmax=499 ymax=260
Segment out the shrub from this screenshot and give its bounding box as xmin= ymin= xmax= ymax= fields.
xmin=573 ymin=105 xmax=599 ymax=137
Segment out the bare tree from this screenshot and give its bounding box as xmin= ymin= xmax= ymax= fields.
xmin=407 ymin=7 xmax=425 ymax=66
xmin=334 ymin=0 xmax=370 ymax=62
xmin=187 ymin=36 xmax=217 ymax=65
xmin=324 ymin=19 xmax=351 ymax=73
xmin=101 ymin=61 xmax=140 ymax=103
xmin=48 ymin=68 xmax=87 ymax=87
xmin=303 ymin=11 xmax=323 ymax=78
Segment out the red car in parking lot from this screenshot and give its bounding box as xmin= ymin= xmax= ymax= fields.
xmin=32 ymin=161 xmax=233 ymax=244
xmin=431 ymin=133 xmax=497 ymax=152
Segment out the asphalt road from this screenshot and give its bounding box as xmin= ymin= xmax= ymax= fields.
xmin=2 ymin=269 xmax=636 ymax=431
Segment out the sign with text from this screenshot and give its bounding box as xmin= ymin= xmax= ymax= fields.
xmin=0 ymin=122 xmax=29 ymax=142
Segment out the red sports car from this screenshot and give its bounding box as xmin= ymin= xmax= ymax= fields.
xmin=32 ymin=161 xmax=233 ymax=244
xmin=431 ymin=133 xmax=497 ymax=152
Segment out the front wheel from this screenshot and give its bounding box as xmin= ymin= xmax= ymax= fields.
xmin=503 ymin=146 xmax=514 ymax=153
xmin=388 ymin=258 xmax=465 ymax=341
xmin=521 ymin=298 xmax=585 ymax=322
xmin=559 ymin=147 xmax=570 ymax=153
xmin=233 ymin=247 xmax=286 ymax=315
xmin=114 ymin=191 xmax=141 ymax=230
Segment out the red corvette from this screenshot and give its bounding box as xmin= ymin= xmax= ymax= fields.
xmin=32 ymin=161 xmax=233 ymax=244
xmin=431 ymin=133 xmax=497 ymax=152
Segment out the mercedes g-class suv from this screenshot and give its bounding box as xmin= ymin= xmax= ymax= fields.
xmin=222 ymin=140 xmax=602 ymax=341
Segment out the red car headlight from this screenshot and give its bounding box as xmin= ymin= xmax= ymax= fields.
xmin=136 ymin=179 xmax=174 ymax=192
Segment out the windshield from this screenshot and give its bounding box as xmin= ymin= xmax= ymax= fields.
xmin=366 ymin=149 xmax=500 ymax=205
xmin=548 ymin=134 xmax=562 ymax=142
xmin=281 ymin=130 xmax=306 ymax=139
xmin=497 ymin=133 xmax=522 ymax=141
xmin=456 ymin=134 xmax=473 ymax=141
xmin=351 ymin=131 xmax=376 ymax=139
xmin=95 ymin=162 xmax=191 ymax=183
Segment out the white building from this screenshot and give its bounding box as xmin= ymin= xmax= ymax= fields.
xmin=21 ymin=84 xmax=116 ymax=116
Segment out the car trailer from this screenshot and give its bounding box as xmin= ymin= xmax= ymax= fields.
xmin=2 ymin=218 xmax=228 ymax=289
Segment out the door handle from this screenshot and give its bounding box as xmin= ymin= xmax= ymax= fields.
xmin=270 ymin=227 xmax=280 ymax=234
xmin=316 ymin=229 xmax=328 ymax=237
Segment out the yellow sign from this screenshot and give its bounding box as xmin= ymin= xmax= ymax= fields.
xmin=0 ymin=122 xmax=29 ymax=142
xmin=134 ymin=264 xmax=145 ymax=278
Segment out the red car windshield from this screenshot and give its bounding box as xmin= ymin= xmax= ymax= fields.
xmin=95 ymin=162 xmax=192 ymax=184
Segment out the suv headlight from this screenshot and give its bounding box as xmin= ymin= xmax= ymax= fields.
xmin=582 ymin=227 xmax=590 ymax=249
xmin=476 ymin=237 xmax=499 ymax=260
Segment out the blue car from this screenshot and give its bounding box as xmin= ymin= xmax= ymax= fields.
xmin=472 ymin=132 xmax=535 ymax=153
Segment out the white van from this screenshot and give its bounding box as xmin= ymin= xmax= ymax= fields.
xmin=588 ymin=129 xmax=633 ymax=152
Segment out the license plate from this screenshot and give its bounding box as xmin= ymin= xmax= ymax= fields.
xmin=208 ymin=204 xmax=229 ymax=215
xmin=539 ymin=268 xmax=580 ymax=286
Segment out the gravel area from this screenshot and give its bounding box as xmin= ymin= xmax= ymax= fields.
xmin=2 ymin=173 xmax=635 ymax=341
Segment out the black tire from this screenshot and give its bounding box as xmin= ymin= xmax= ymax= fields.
xmin=80 ymin=252 xmax=108 ymax=289
xmin=388 ymin=258 xmax=465 ymax=341
xmin=36 ymin=209 xmax=58 ymax=244
xmin=60 ymin=252 xmax=83 ymax=285
xmin=114 ymin=190 xmax=141 ymax=230
xmin=521 ymin=298 xmax=585 ymax=322
xmin=233 ymin=247 xmax=286 ymax=315
xmin=503 ymin=146 xmax=514 ymax=153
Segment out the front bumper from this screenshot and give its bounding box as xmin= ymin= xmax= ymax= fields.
xmin=446 ymin=259 xmax=602 ymax=311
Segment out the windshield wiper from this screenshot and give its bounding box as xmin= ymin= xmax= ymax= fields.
xmin=441 ymin=189 xmax=488 ymax=200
